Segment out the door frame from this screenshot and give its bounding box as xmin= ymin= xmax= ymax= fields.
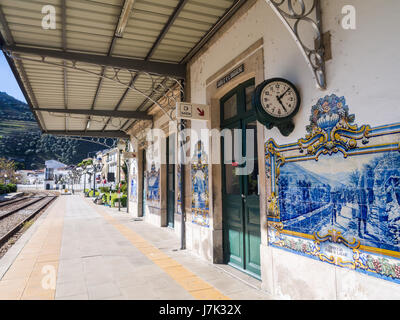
xmin=220 ymin=78 xmax=261 ymax=278
xmin=203 ymin=40 xmax=266 ymax=267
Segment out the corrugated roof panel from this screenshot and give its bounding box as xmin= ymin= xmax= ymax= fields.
xmin=111 ymin=0 xmax=178 ymax=59
xmin=157 ymin=37 xmax=197 ymax=49
xmin=68 ymin=0 xmax=122 ymax=13
xmin=65 ymin=2 xmax=120 ymax=55
xmin=2 ymin=0 xmax=62 ymax=47
xmin=66 ymin=118 xmax=89 ymax=131
xmin=111 ymin=40 xmax=153 ymax=59
xmin=149 ymin=50 xmax=183 ymax=63
xmin=149 ymin=0 xmax=235 ymax=62
xmin=179 ymin=10 xmax=221 ymax=25
xmin=66 ymin=63 xmax=104 ymax=110
xmin=11 ymin=30 xmax=62 ymax=49
xmin=118 ymin=92 xmax=152 ymax=111
xmin=0 ymin=0 xmax=244 ymax=136
xmin=19 ymin=59 xmax=64 ymax=109
xmin=67 ymin=3 xmax=121 ymax=24
xmin=164 ymin=24 xmax=205 ymax=39
xmin=184 ymin=1 xmax=229 ymax=15
xmin=192 ymin=0 xmax=235 ymax=9
xmin=172 ymin=17 xmax=213 ymax=32
xmin=40 ymin=113 xmax=67 ymax=131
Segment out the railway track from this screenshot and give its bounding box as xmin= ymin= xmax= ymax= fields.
xmin=0 ymin=196 xmax=48 ymax=220
xmin=0 ymin=196 xmax=30 ymax=208
xmin=0 ymin=194 xmax=57 ymax=248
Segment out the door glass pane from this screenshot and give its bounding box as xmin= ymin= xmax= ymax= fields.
xmin=167 ymin=134 xmax=175 ymax=192
xmin=168 ymin=165 xmax=174 ymax=191
xmin=168 ymin=134 xmax=176 ymax=165
xmin=225 ymin=164 xmax=241 ymax=194
xmin=245 ymin=85 xmax=255 ymax=111
xmin=223 ymin=94 xmax=237 ymax=120
xmin=245 ymin=121 xmax=258 ymax=160
xmin=246 ymin=121 xmax=258 ymax=195
xmin=248 ymin=161 xmax=259 ymax=195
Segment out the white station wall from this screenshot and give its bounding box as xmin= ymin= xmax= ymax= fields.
xmin=188 ymin=0 xmax=400 ymax=299
xmin=190 ymin=0 xmax=400 ymax=144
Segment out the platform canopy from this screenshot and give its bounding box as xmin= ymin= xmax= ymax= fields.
xmin=0 ymin=0 xmax=246 ymax=139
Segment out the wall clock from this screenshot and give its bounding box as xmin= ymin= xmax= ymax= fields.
xmin=253 ymin=78 xmax=301 ymax=136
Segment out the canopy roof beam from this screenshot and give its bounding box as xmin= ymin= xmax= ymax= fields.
xmin=35 ymin=108 xmax=153 ymax=120
xmin=46 ymin=130 xmax=130 ymax=139
xmin=2 ymin=45 xmax=187 ymax=79
xmin=146 ymin=0 xmax=189 ymax=60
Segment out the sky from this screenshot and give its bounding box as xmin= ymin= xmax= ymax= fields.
xmin=0 ymin=51 xmax=26 ymax=103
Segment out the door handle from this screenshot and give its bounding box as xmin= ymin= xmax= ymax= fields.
xmin=241 ymin=194 xmax=246 ymax=202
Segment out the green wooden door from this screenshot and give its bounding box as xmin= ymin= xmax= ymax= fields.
xmin=222 ymin=120 xmax=245 ymax=269
xmin=167 ymin=135 xmax=175 ymax=228
xmin=221 ymin=79 xmax=261 ymax=278
xmin=242 ymin=119 xmax=261 ymax=276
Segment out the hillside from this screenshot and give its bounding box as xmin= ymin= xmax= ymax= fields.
xmin=280 ymin=162 xmax=345 ymax=188
xmin=0 ymin=91 xmax=105 ymax=169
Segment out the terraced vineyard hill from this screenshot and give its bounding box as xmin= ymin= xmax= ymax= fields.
xmin=0 ymin=91 xmax=104 ymax=169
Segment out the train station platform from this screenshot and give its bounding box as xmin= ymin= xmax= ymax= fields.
xmin=0 ymin=195 xmax=272 ymax=300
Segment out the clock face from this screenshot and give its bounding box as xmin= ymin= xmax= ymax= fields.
xmin=260 ymin=81 xmax=299 ymax=118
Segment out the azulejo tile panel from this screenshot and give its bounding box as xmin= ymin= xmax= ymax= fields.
xmin=146 ymin=162 xmax=160 ymax=207
xmin=130 ymin=159 xmax=138 ymax=202
xmin=266 ymin=94 xmax=400 ymax=284
xmin=191 ymin=141 xmax=210 ymax=227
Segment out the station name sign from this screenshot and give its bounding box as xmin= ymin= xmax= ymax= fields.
xmin=217 ymin=64 xmax=244 ymax=88
xmin=176 ymin=102 xmax=210 ymax=121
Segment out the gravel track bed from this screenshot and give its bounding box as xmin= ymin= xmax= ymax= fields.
xmin=0 ymin=196 xmax=45 ymax=218
xmin=0 ymin=197 xmax=53 ymax=238
xmin=0 ymin=196 xmax=30 ymax=208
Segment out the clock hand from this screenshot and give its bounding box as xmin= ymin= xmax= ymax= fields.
xmin=278 ymin=88 xmax=291 ymax=100
xmin=276 ymin=96 xmax=287 ymax=112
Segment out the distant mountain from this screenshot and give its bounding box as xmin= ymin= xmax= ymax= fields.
xmin=0 ymin=91 xmax=35 ymax=122
xmin=0 ymin=91 xmax=105 ymax=169
xmin=280 ymin=162 xmax=345 ymax=188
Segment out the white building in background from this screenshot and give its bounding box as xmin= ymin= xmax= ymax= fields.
xmin=96 ymin=148 xmax=126 ymax=189
xmin=17 ymin=170 xmax=43 ymax=184
xmin=44 ymin=160 xmax=70 ymax=190
xmin=16 ymin=170 xmax=45 ymax=189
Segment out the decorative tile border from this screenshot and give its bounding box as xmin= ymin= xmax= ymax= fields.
xmin=266 ymin=94 xmax=400 ymax=284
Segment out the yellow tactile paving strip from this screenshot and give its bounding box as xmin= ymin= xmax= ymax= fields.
xmin=91 ymin=202 xmax=230 ymax=300
xmin=0 ymin=197 xmax=64 ymax=300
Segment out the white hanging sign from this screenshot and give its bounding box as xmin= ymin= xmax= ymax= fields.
xmin=176 ymin=102 xmax=210 ymax=121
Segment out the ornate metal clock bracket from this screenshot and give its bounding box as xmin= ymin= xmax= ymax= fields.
xmin=265 ymin=0 xmax=327 ymax=90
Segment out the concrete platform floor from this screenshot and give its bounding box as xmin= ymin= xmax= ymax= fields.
xmin=0 ymin=195 xmax=273 ymax=300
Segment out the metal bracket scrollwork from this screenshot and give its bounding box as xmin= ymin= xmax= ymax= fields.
xmin=266 ymin=0 xmax=326 ymax=90
xmin=43 ymin=135 xmax=119 ymax=149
